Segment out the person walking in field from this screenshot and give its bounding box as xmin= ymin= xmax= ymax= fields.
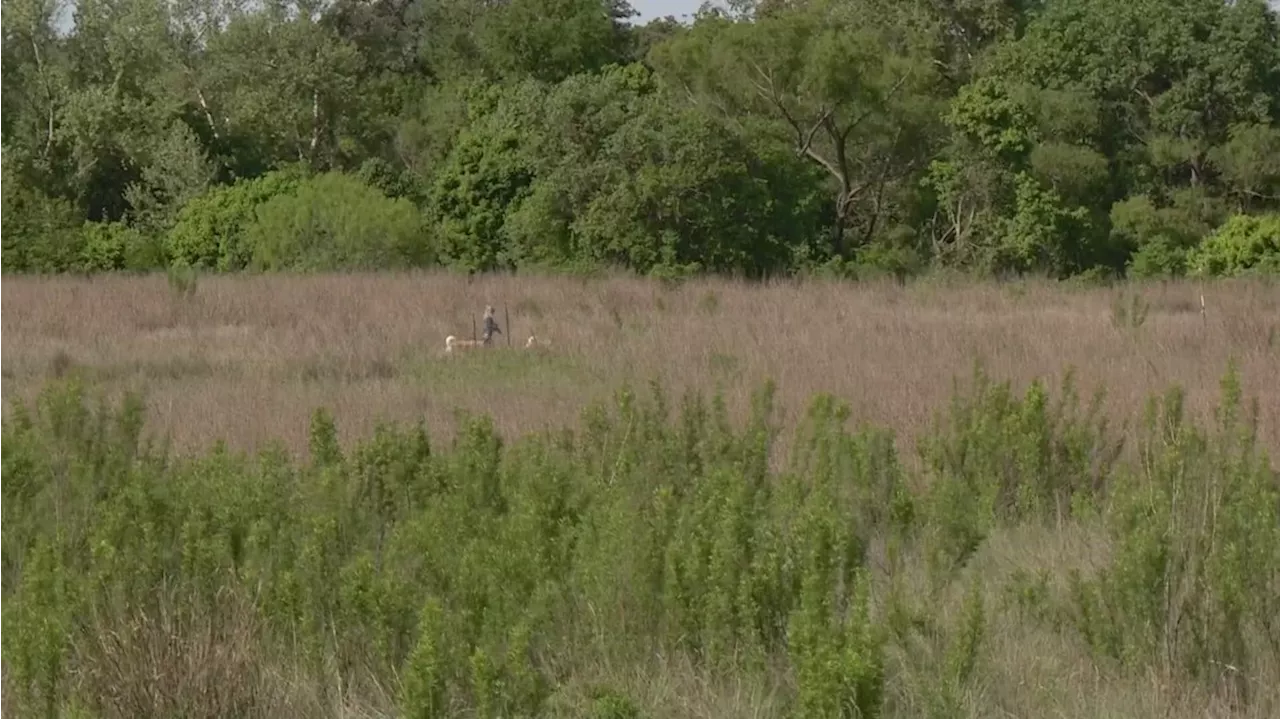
xmin=481 ymin=305 xmax=502 ymax=346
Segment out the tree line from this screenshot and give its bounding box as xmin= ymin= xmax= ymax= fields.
xmin=3 ymin=0 xmax=1279 ymax=280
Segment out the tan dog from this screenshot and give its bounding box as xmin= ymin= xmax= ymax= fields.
xmin=525 ymin=334 xmax=552 ymax=350
xmin=445 ymin=335 xmax=483 ymax=353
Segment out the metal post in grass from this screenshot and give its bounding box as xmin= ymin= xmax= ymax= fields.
xmin=505 ymin=304 xmax=511 ymax=348
xmin=472 ymin=315 xmax=477 ymax=345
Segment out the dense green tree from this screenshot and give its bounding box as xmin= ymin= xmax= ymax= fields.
xmin=477 ymin=0 xmax=635 ymax=83
xmin=427 ymin=81 xmax=544 ymax=273
xmin=1 ymin=156 xmax=85 ymax=272
xmin=2 ymin=0 xmax=1277 ymax=277
xmin=651 ymin=0 xmax=947 ymax=258
xmin=428 ymin=63 xmax=826 ymax=276
xmin=201 ymin=9 xmax=364 ymax=171
xmin=926 ymin=0 xmax=1280 ymax=276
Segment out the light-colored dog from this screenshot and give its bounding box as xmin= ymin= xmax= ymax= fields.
xmin=445 ymin=335 xmax=483 ymax=353
xmin=525 ymin=334 xmax=551 ymax=350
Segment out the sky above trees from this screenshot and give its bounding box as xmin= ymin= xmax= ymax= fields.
xmin=43 ymin=0 xmax=717 ymax=32
xmin=631 ymin=0 xmax=706 ymax=21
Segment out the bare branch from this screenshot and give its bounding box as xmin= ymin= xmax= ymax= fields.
xmin=746 ymin=60 xmax=776 ymax=101
xmin=802 ymin=144 xmax=846 ymax=183
xmin=745 ymin=59 xmax=800 ymax=132
xmin=193 ymin=83 xmax=222 ymax=141
xmin=798 ymin=107 xmax=832 ymax=157
xmin=310 ymin=87 xmax=321 ymax=154
xmin=680 ymin=76 xmax=750 ymax=135
xmin=29 ymin=30 xmax=56 ymax=159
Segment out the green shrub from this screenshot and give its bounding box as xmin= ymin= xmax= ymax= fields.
xmin=247 ymin=171 xmax=434 ymax=271
xmin=918 ymin=364 xmax=1121 ymax=577
xmin=1 ymin=164 xmax=84 ymax=273
xmin=1126 ymin=236 xmax=1189 ymax=278
xmin=4 ymin=366 xmax=1274 ymax=716
xmin=165 ymin=170 xmax=304 ymax=270
xmin=1069 ymin=364 xmax=1280 ymax=700
xmin=1109 ymin=194 xmax=1209 ymax=279
xmin=80 ymin=221 xmax=163 ymax=272
xmin=1187 ymin=213 xmax=1280 ymax=277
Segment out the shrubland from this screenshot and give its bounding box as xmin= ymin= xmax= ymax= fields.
xmin=3 ymin=357 xmax=1277 ymax=718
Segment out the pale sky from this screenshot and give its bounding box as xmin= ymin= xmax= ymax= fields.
xmin=629 ymin=0 xmax=710 ymax=22
xmin=47 ymin=0 xmax=715 ymax=35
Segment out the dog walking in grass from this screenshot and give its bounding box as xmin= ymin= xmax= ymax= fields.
xmin=445 ymin=335 xmax=483 ymax=353
xmin=447 ymin=304 xmax=504 ymax=354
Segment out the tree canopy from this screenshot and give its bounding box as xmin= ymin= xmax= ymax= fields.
xmin=3 ymin=0 xmax=1278 ymax=279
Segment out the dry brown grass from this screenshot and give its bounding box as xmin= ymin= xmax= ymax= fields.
xmin=3 ymin=271 xmax=1278 ymax=462
xmin=4 ymin=270 xmax=1279 ymax=719
xmin=67 ymin=585 xmax=396 ymax=719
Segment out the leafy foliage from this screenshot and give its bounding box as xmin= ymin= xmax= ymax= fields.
xmin=165 ymin=169 xmax=306 ymax=270
xmin=2 ymin=0 xmax=1278 ymax=278
xmin=4 ymin=365 xmax=1275 ymax=716
xmin=246 ymin=171 xmax=433 ymax=271
xmin=1187 ymin=213 xmax=1280 ymax=277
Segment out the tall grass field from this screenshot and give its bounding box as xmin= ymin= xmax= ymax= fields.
xmin=3 ymin=272 xmax=1279 ymax=718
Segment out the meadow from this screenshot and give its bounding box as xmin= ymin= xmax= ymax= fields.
xmin=3 ymin=272 xmax=1279 ymax=719
xmin=3 ymin=272 xmax=1278 ymax=459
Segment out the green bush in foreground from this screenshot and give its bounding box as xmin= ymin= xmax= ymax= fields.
xmin=2 ymin=366 xmax=1277 ymax=718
